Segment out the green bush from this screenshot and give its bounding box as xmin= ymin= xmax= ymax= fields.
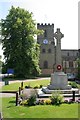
xmin=34 ymin=85 xmax=40 ymax=89
xmin=40 ymin=84 xmax=43 ymax=88
xmin=25 ymin=85 xmax=31 ymax=89
xmin=34 ymin=84 xmax=43 ymax=89
xmin=27 ymin=95 xmax=36 ymax=106
xmin=50 ymin=91 xmax=64 ymax=105
xmin=69 ymin=82 xmax=78 ymax=88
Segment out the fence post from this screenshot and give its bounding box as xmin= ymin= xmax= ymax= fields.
xmin=21 ymin=81 xmax=23 ymax=90
xmin=16 ymin=92 xmax=18 ymax=106
xmin=19 ymin=87 xmax=21 ymax=95
xmin=72 ymin=90 xmax=75 ymax=101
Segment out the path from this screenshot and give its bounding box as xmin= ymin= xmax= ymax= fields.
xmin=0 ymin=93 xmax=16 ymax=97
xmin=0 ymin=77 xmax=50 ymax=88
xmin=0 ymin=76 xmax=80 ymax=101
xmin=0 ymin=77 xmax=50 ymax=98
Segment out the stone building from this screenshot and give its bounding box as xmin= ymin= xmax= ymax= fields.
xmin=37 ymin=23 xmax=79 ymax=75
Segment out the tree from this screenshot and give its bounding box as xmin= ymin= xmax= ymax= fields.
xmin=77 ymin=49 xmax=80 ymax=80
xmin=0 ymin=55 xmax=2 ymax=72
xmin=77 ymin=58 xmax=80 ymax=79
xmin=1 ymin=6 xmax=42 ymax=78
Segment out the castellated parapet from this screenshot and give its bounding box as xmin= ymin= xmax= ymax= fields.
xmin=37 ymin=23 xmax=54 ymax=26
xmin=37 ymin=23 xmax=54 ymax=40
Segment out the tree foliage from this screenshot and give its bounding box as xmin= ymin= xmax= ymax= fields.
xmin=0 ymin=55 xmax=2 ymax=72
xmin=77 ymin=58 xmax=80 ymax=79
xmin=1 ymin=6 xmax=42 ymax=78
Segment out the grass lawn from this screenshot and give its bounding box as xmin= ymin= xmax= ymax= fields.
xmin=2 ymin=79 xmax=50 ymax=91
xmin=2 ymin=97 xmax=79 ymax=118
xmin=1 ymin=79 xmax=80 ymax=91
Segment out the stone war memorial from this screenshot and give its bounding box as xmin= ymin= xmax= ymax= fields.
xmin=47 ymin=28 xmax=71 ymax=90
xmin=40 ymin=28 xmax=79 ymax=95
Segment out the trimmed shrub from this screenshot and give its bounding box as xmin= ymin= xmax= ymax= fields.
xmin=40 ymin=85 xmax=43 ymax=88
xmin=50 ymin=91 xmax=64 ymax=105
xmin=34 ymin=85 xmax=40 ymax=89
xmin=34 ymin=84 xmax=43 ymax=89
xmin=27 ymin=95 xmax=36 ymax=106
xmin=25 ymin=85 xmax=31 ymax=89
xmin=69 ymin=82 xmax=78 ymax=88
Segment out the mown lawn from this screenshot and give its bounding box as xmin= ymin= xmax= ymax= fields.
xmin=2 ymin=79 xmax=50 ymax=91
xmin=2 ymin=97 xmax=79 ymax=118
xmin=1 ymin=79 xmax=80 ymax=91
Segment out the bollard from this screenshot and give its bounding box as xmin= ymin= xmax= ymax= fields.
xmin=16 ymin=92 xmax=18 ymax=106
xmin=72 ymin=91 xmax=75 ymax=101
xmin=19 ymin=87 xmax=21 ymax=95
xmin=5 ymin=80 xmax=9 ymax=85
xmin=0 ymin=112 xmax=3 ymax=120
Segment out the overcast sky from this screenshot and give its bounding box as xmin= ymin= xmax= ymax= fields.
xmin=0 ymin=0 xmax=79 ymax=59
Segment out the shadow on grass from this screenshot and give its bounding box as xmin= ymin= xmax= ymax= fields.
xmin=6 ymin=100 xmax=16 ymax=108
xmin=9 ymin=100 xmax=16 ymax=103
xmin=6 ymin=106 xmax=12 ymax=108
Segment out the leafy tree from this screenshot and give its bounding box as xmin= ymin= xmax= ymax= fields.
xmin=1 ymin=6 xmax=42 ymax=78
xmin=0 ymin=55 xmax=2 ymax=72
xmin=77 ymin=58 xmax=80 ymax=79
xmin=77 ymin=49 xmax=80 ymax=79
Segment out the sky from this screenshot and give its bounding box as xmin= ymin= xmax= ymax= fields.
xmin=0 ymin=0 xmax=79 ymax=59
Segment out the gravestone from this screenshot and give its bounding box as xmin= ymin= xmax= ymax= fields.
xmin=44 ymin=28 xmax=71 ymax=90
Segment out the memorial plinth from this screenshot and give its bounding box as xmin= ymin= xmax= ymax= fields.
xmin=48 ymin=72 xmax=71 ymax=90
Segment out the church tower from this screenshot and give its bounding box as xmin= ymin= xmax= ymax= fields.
xmin=37 ymin=23 xmax=56 ymax=75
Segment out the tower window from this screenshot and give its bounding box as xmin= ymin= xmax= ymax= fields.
xmin=67 ymin=52 xmax=69 ymax=56
xmin=69 ymin=61 xmax=73 ymax=68
xmin=76 ymin=52 xmax=78 ymax=56
xmin=43 ymin=61 xmax=48 ymax=68
xmin=48 ymin=49 xmax=51 ymax=53
xmin=44 ymin=30 xmax=47 ymax=37
xmin=42 ymin=49 xmax=46 ymax=53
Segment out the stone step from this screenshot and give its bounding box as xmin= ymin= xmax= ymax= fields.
xmin=37 ymin=88 xmax=80 ymax=98
xmin=42 ymin=87 xmax=79 ymax=94
xmin=38 ymin=93 xmax=80 ymax=98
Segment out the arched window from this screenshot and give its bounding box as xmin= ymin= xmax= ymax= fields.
xmin=76 ymin=52 xmax=78 ymax=57
xmin=67 ymin=52 xmax=69 ymax=56
xmin=44 ymin=30 xmax=47 ymax=37
xmin=43 ymin=61 xmax=48 ymax=68
xmin=48 ymin=48 xmax=51 ymax=53
xmin=42 ymin=49 xmax=46 ymax=53
xmin=69 ymin=61 xmax=73 ymax=68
